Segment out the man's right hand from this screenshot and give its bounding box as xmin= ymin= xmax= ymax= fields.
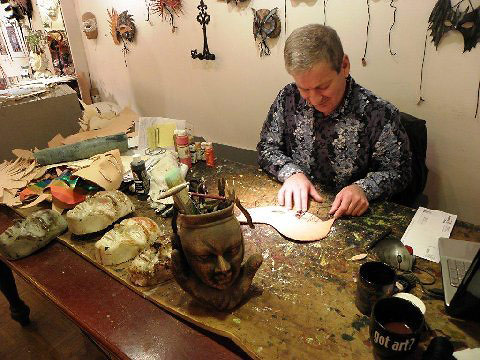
xmin=277 ymin=173 xmax=323 ymax=212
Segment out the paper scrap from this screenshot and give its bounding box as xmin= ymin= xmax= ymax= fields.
xmin=401 ymin=207 xmax=456 ymax=263
xmin=62 ymin=107 xmax=137 ymax=145
xmin=48 ymin=133 xmax=65 ymax=148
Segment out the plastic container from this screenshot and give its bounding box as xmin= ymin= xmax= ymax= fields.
xmin=205 ymin=142 xmax=215 ymax=167
xmin=130 ymin=155 xmax=150 ymax=200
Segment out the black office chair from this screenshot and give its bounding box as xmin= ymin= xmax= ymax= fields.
xmin=391 ymin=112 xmax=429 ymax=208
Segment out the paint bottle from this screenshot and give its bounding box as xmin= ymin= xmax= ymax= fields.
xmin=195 ymin=142 xmax=202 ymax=161
xmin=205 ymin=142 xmax=215 ymax=167
xmin=176 ymin=130 xmax=192 ymax=168
xmin=200 ymin=142 xmax=207 ymax=161
xmin=130 ymin=155 xmax=150 ymax=200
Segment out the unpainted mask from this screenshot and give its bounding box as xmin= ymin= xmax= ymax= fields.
xmin=81 ymin=12 xmax=97 ymax=40
xmin=180 ymin=222 xmax=244 ymax=290
xmin=429 ymin=0 xmax=480 ymax=52
xmin=252 ymin=7 xmax=281 ymax=56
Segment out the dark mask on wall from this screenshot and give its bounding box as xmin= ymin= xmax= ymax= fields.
xmin=429 ymin=0 xmax=480 ymax=52
xmin=252 ymin=8 xmax=281 ymax=57
xmin=1 ymin=0 xmax=32 ymax=23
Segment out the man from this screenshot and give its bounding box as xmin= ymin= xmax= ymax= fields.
xmin=257 ymin=24 xmax=412 ymax=219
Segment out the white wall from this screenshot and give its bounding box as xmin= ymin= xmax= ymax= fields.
xmin=71 ymin=0 xmax=480 ymax=225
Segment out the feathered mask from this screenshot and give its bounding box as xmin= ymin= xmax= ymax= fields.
xmin=428 ymin=0 xmax=480 ymax=52
xmin=252 ymin=8 xmax=281 ymax=57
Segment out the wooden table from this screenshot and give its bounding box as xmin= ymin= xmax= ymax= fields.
xmin=0 ymin=205 xmax=248 ymax=360
xmin=1 ymin=159 xmax=479 ymax=359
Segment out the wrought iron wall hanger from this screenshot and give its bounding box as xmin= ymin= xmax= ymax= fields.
xmin=191 ymin=0 xmax=215 ymax=60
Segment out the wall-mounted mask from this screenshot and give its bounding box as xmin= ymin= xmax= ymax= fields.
xmin=149 ymin=0 xmax=183 ymax=32
xmin=108 ymin=8 xmax=136 ymax=65
xmin=252 ymin=8 xmax=281 ymax=57
xmin=81 ymin=12 xmax=97 ymax=40
xmin=429 ymin=0 xmax=480 ymax=52
xmin=108 ymin=8 xmax=136 ymax=45
xmin=1 ymin=0 xmax=32 ymax=23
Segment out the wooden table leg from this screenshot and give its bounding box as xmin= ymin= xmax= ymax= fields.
xmin=0 ymin=259 xmax=30 ymax=326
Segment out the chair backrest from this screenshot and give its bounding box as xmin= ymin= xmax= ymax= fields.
xmin=392 ymin=112 xmax=428 ymax=206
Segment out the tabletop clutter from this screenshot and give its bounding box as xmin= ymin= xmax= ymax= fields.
xmin=0 ymin=104 xmax=477 ymax=358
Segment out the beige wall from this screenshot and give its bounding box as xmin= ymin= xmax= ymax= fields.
xmin=71 ymin=0 xmax=480 ymax=225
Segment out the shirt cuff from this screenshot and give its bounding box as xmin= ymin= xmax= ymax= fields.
xmin=353 ymin=179 xmax=379 ymax=201
xmin=278 ymin=163 xmax=305 ymax=183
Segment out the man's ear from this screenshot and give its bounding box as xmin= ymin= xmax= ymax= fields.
xmin=341 ymin=55 xmax=350 ymax=77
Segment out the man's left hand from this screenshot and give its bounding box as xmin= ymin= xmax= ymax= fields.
xmin=329 ymin=184 xmax=369 ymax=219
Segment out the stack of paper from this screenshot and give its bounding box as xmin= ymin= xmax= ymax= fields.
xmin=401 ymin=207 xmax=456 ymax=263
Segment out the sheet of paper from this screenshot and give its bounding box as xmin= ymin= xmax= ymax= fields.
xmin=453 ymin=348 xmax=480 ymax=360
xmin=401 ymin=207 xmax=456 ymax=262
xmin=136 ymin=117 xmax=191 ymax=151
xmin=146 ymin=123 xmax=176 ymax=149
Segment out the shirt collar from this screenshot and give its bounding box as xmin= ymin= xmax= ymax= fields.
xmin=304 ymin=75 xmax=354 ymax=120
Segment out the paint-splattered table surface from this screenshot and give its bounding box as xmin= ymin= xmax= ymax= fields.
xmin=8 ymin=159 xmax=480 ymax=359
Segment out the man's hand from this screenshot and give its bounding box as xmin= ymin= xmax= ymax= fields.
xmin=329 ymin=184 xmax=369 ymax=219
xmin=278 ymin=173 xmax=323 ymax=212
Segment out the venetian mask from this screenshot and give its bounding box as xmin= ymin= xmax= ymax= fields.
xmin=81 ymin=12 xmax=97 ymax=40
xmin=429 ymin=0 xmax=480 ymax=52
xmin=108 ymin=8 xmax=136 ymax=45
xmin=252 ymin=7 xmax=281 ymax=56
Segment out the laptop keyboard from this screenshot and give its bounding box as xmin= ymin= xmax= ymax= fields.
xmin=447 ymin=258 xmax=470 ymax=287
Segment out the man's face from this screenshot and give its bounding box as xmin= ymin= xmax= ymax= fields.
xmin=292 ymin=55 xmax=350 ymax=116
xmin=181 ymin=227 xmax=244 ymax=290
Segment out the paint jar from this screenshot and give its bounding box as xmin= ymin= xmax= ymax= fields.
xmin=176 ymin=130 xmax=191 ymax=168
xmin=205 ymin=142 xmax=215 ymax=167
xmin=190 ymin=143 xmax=197 ymax=164
xmin=130 ymin=155 xmax=150 ymax=200
xmin=173 ymin=129 xmax=182 ymax=152
xmin=200 ymin=142 xmax=207 ymax=161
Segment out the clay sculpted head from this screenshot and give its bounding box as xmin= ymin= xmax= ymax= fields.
xmin=181 ymin=219 xmax=244 ymax=290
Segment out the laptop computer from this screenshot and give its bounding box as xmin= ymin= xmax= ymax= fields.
xmin=438 ymin=237 xmax=480 ymax=320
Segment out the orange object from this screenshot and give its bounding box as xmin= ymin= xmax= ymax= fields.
xmin=205 ymin=146 xmax=215 ymax=167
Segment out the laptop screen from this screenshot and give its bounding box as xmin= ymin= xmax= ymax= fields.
xmin=447 ymin=247 xmax=480 ymax=320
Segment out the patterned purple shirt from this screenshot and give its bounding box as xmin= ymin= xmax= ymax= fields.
xmin=257 ymin=76 xmax=412 ymax=201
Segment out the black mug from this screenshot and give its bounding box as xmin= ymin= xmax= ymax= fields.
xmin=355 ymin=261 xmax=396 ymax=315
xmin=370 ymin=297 xmax=425 ymax=358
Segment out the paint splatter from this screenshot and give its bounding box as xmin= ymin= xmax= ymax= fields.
xmin=352 ymin=315 xmax=370 ymax=331
xmin=341 ymin=333 xmax=354 ymax=341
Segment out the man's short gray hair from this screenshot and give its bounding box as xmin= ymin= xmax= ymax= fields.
xmin=284 ymin=24 xmax=344 ymax=74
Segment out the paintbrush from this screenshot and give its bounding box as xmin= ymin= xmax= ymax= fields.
xmin=164 ymin=167 xmax=198 ymax=214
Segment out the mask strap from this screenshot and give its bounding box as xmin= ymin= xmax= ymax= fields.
xmin=475 ymin=80 xmax=479 ymax=118
xmin=362 ymin=0 xmax=371 ymax=66
xmin=417 ymin=29 xmax=429 ymax=105
xmin=389 ymin=0 xmax=398 ymax=56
